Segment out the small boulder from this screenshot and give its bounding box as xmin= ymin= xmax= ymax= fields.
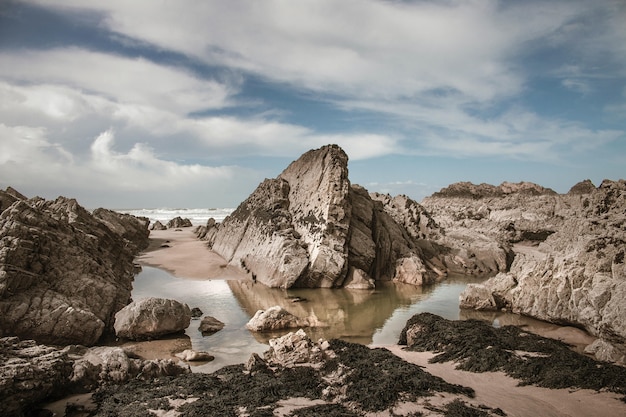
xmin=264 ymin=329 xmax=328 ymax=366
xmin=166 ymin=216 xmax=193 ymax=228
xmin=245 ymin=306 xmax=307 ymax=332
xmin=190 ymin=307 xmax=204 ymax=319
xmin=150 ymin=220 xmax=167 ymax=230
xmin=175 ymin=349 xmax=214 ymax=362
xmin=114 ymin=297 xmax=191 ymax=340
xmin=198 ymin=316 xmax=225 ymax=334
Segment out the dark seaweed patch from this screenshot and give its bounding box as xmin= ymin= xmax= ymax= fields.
xmin=400 ymin=313 xmax=626 ymax=400
xmin=324 ymin=339 xmax=474 ymax=412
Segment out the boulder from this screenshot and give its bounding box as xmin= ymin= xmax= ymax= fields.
xmin=246 ymin=306 xmax=308 ymax=332
xmin=263 ymin=329 xmax=327 ymax=366
xmin=198 ymin=316 xmax=225 ymax=334
xmin=175 ymin=349 xmax=214 ymax=362
xmin=434 ymin=179 xmax=626 ymax=361
xmin=0 ymin=193 xmax=149 ymax=346
xmin=0 ymin=337 xmax=189 ymax=417
xmin=114 ymin=297 xmax=192 ymax=340
xmin=166 ymin=216 xmax=193 ymax=228
xmin=203 ymin=145 xmax=452 ymax=288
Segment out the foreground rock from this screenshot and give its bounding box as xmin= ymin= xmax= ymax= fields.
xmin=88 ymin=331 xmax=494 ymax=416
xmin=439 ymin=180 xmax=626 ymax=362
xmin=199 ymin=145 xmax=497 ymax=288
xmin=0 ymin=189 xmax=149 ymax=346
xmin=114 ymin=297 xmax=192 ymax=340
xmin=245 ymin=305 xmax=323 ymax=332
xmin=0 ymin=336 xmax=189 ymax=417
xmin=198 ymin=316 xmax=224 ymax=334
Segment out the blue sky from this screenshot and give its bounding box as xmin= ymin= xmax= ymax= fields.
xmin=0 ymin=0 xmax=624 ymax=208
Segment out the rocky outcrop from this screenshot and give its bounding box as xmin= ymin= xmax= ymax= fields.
xmin=198 ymin=316 xmax=224 ymax=334
xmin=245 ymin=305 xmax=317 ymax=332
xmin=166 ymin=216 xmax=193 ymax=228
xmin=200 ymin=145 xmax=469 ymax=288
xmin=0 ymin=192 xmax=150 ymax=346
xmin=426 ymin=179 xmax=626 ymax=363
xmin=0 ymin=337 xmax=189 ymax=416
xmin=114 ymin=297 xmax=192 ymax=340
xmin=150 ymin=220 xmax=167 ymax=230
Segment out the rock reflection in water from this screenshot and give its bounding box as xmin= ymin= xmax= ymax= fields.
xmin=227 ymin=280 xmax=429 ymax=344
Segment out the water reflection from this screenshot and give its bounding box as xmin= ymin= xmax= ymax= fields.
xmin=130 ymin=267 xmax=495 ymax=372
xmin=227 ymin=280 xmax=430 ymax=344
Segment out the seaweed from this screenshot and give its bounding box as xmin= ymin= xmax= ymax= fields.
xmin=401 ymin=313 xmax=626 ymax=399
xmin=325 ymin=339 xmax=474 ymax=412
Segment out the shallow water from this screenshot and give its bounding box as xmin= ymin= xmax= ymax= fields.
xmin=131 ymin=267 xmax=590 ymax=373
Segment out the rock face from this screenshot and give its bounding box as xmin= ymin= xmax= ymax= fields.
xmin=0 ymin=337 xmax=189 ymax=416
xmin=114 ymin=297 xmax=192 ymax=340
xmin=200 ymin=145 xmax=483 ymax=288
xmin=423 ymin=179 xmax=626 ymax=362
xmin=0 ymin=191 xmax=150 ymax=346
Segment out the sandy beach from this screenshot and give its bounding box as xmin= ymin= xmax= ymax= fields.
xmin=136 ymin=227 xmax=247 ymax=280
xmin=131 ymin=227 xmax=626 ymax=417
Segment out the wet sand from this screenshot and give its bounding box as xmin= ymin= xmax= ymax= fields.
xmin=129 ymin=227 xmax=626 ymax=417
xmin=136 ymin=227 xmax=247 ymax=280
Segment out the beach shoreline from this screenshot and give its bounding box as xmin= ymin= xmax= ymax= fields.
xmin=123 ymin=227 xmax=626 ymax=417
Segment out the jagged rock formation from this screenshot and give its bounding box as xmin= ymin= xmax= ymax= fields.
xmin=0 ymin=190 xmax=150 ymax=346
xmin=199 ymin=145 xmax=491 ymax=288
xmin=423 ymin=179 xmax=626 ymax=363
xmin=114 ymin=297 xmax=192 ymax=340
xmin=166 ymin=216 xmax=193 ymax=228
xmin=0 ymin=337 xmax=189 ymax=417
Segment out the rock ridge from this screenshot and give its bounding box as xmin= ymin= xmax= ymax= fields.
xmin=422 ymin=179 xmax=626 ymax=363
xmin=0 ymin=189 xmax=150 ymax=346
xmin=198 ymin=145 xmax=498 ymax=288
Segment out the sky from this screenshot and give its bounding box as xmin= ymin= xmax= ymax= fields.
xmin=0 ymin=0 xmax=624 ymax=209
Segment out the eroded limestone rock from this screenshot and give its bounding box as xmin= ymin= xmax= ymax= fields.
xmin=0 ymin=193 xmax=149 ymax=346
xmin=114 ymin=297 xmax=192 ymax=340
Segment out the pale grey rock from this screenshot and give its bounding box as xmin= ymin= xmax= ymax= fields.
xmin=343 ymin=267 xmax=375 ymax=290
xmin=0 ymin=193 xmax=149 ymax=346
xmin=114 ymin=297 xmax=192 ymax=340
xmin=72 ymin=346 xmax=190 ymax=390
xmin=166 ymin=216 xmax=193 ymax=228
xmin=0 ymin=337 xmax=73 ymax=416
xmin=263 ymin=329 xmax=327 ymax=366
xmin=175 ymin=349 xmax=214 ymax=362
xmin=450 ymin=179 xmax=626 ymax=360
xmin=0 ymin=337 xmax=189 ymax=416
xmin=245 ymin=306 xmax=308 ymax=332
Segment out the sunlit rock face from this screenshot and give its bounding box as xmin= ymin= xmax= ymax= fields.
xmin=0 ymin=189 xmax=149 ymax=346
xmin=202 ymin=145 xmax=459 ymax=288
xmin=434 ymin=179 xmax=626 ymax=363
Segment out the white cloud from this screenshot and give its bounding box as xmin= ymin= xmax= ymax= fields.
xmin=0 ymin=48 xmax=237 ymax=115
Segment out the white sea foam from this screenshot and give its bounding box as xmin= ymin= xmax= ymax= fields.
xmin=115 ymin=207 xmax=234 ymax=226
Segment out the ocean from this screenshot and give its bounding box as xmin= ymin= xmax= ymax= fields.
xmin=115 ymin=208 xmax=234 ymax=226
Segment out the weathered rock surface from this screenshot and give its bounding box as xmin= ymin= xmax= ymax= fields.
xmin=114 ymin=297 xmax=191 ymax=340
xmin=0 ymin=337 xmax=189 ymax=417
xmin=200 ymin=145 xmax=477 ymax=288
xmin=198 ymin=316 xmax=224 ymax=334
xmin=0 ymin=191 xmax=150 ymax=346
xmin=245 ymin=305 xmax=312 ymax=332
xmin=174 ymin=349 xmax=214 ymax=362
xmin=423 ymin=179 xmax=626 ymax=362
xmin=263 ymin=328 xmax=328 ymax=366
xmin=166 ymin=216 xmax=193 ymax=228
xmin=150 ymin=220 xmax=167 ymax=230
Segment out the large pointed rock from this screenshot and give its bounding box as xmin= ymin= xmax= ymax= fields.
xmin=202 ymin=145 xmax=450 ymax=288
